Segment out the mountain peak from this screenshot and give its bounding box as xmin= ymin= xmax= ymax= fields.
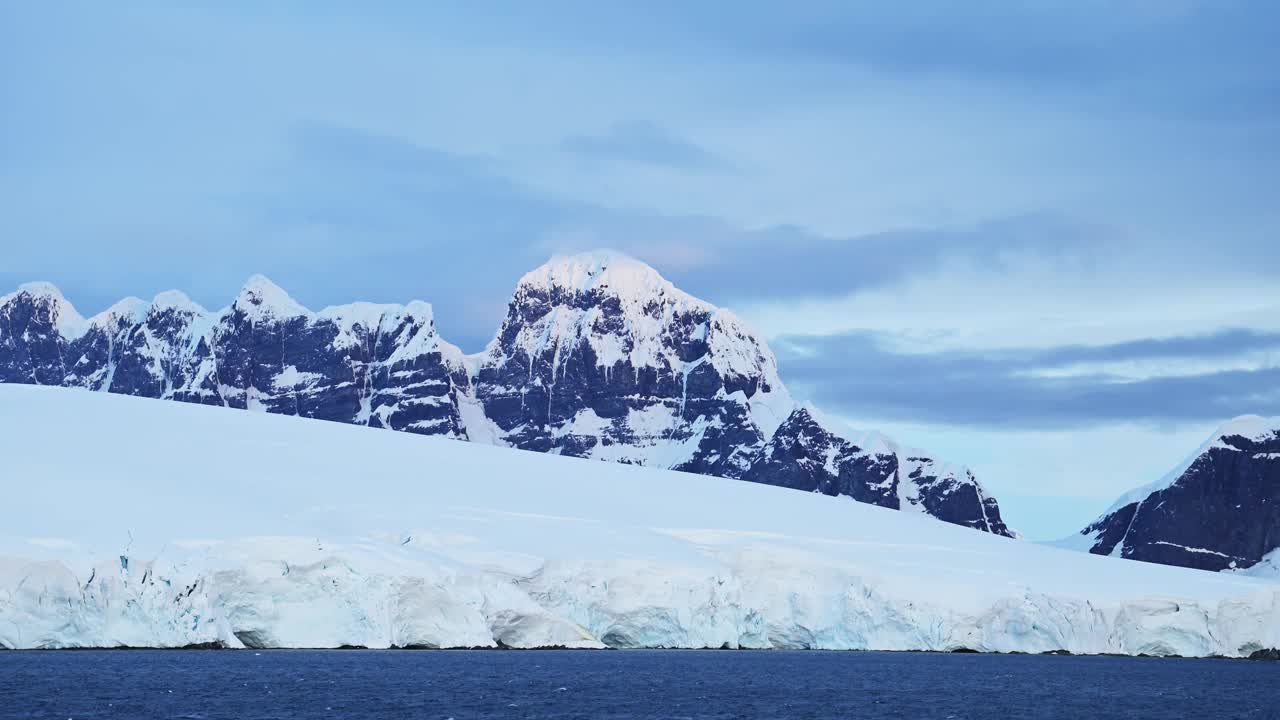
xmin=90 ymin=297 xmax=149 ymax=326
xmin=151 ymin=290 xmax=206 ymax=315
xmin=2 ymin=281 xmax=89 ymax=339
xmin=13 ymin=281 xmax=68 ymax=300
xmin=545 ymin=248 xmax=650 ymax=271
xmin=519 ymin=250 xmax=687 ymax=302
xmin=234 ymin=275 xmax=309 ymax=318
xmin=495 ymin=249 xmax=776 ymax=384
xmin=1074 ymin=409 xmax=1280 ymax=572
xmin=797 ymin=403 xmax=898 ymax=457
xmin=1214 ymin=414 xmax=1280 ymax=444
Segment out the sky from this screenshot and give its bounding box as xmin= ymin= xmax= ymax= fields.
xmin=3 ymin=1 xmax=1278 ymax=538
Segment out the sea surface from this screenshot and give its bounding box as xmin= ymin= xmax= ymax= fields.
xmin=1 ymin=649 xmax=1277 ymax=719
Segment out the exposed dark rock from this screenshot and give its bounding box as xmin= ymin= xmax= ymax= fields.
xmin=177 ymin=641 xmax=228 ymax=650
xmin=743 ymin=408 xmax=1013 ymax=536
xmin=472 ymin=252 xmax=788 ymax=479
xmin=0 ymin=277 xmax=471 ymax=438
xmin=1076 ymin=417 xmax=1280 ymax=572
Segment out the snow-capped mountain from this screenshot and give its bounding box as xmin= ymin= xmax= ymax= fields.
xmin=1070 ymin=415 xmax=1280 ymax=574
xmin=0 ymin=277 xmax=472 ymax=436
xmin=473 ymin=252 xmax=792 ymax=476
xmin=2 ymin=386 xmax=1275 ymax=654
xmin=0 ymin=252 xmax=1011 ymax=536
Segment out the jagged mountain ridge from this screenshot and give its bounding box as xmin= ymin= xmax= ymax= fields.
xmin=0 ymin=252 xmax=1012 ymax=536
xmin=1072 ymin=416 xmax=1280 ymax=574
xmin=743 ymin=407 xmax=1011 ymax=535
xmin=0 ymin=277 xmax=471 ymax=437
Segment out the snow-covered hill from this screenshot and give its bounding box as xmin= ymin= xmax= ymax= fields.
xmin=1 ymin=385 xmax=1276 ymax=654
xmin=1065 ymin=416 xmax=1280 ymax=575
xmin=0 ymin=252 xmax=1011 ymax=536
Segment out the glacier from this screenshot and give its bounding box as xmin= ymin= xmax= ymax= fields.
xmin=1 ymin=384 xmax=1277 ymax=655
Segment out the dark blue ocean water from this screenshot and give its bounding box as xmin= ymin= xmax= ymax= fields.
xmin=1 ymin=649 xmax=1276 ymax=720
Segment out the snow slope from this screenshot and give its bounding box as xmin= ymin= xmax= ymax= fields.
xmin=1 ymin=385 xmax=1277 ymax=654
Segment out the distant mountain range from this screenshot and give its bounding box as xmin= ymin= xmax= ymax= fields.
xmin=0 ymin=251 xmax=1012 ymax=537
xmin=1068 ymin=416 xmax=1279 ymax=577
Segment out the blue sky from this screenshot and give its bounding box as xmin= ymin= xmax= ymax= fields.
xmin=3 ymin=2 xmax=1278 ymax=538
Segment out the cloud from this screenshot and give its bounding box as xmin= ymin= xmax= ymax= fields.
xmin=8 ymin=118 xmax=1275 ymax=360
xmin=523 ymin=2 xmax=1279 ymax=115
xmin=229 ymin=126 xmax=1134 ymax=350
xmin=216 ymin=122 xmax=1280 ymax=438
xmin=221 ymin=124 xmax=588 ymax=349
xmin=775 ymin=329 xmax=1280 ymax=428
xmin=561 ymin=121 xmax=733 ymax=171
xmin=625 ymin=213 xmax=1109 ymax=302
xmin=222 ymin=127 xmax=1110 ymax=346
xmin=4 ymin=4 xmax=1277 ymax=357
xmin=1034 ymin=330 xmax=1280 ymax=368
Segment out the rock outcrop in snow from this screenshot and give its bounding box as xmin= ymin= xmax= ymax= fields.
xmin=744 ymin=407 xmax=1011 ymax=535
xmin=1071 ymin=416 xmax=1280 ymax=573
xmin=0 ymin=252 xmax=1009 ymax=536
xmin=0 ymin=386 xmax=1274 ymax=654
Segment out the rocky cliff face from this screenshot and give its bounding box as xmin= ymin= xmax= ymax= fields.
xmin=472 ymin=253 xmax=793 ymax=478
xmin=0 ymin=252 xmax=1012 ymax=536
xmin=0 ymin=282 xmax=88 ymax=386
xmin=743 ymin=407 xmax=1012 ymax=535
xmin=1075 ymin=416 xmax=1280 ymax=572
xmin=0 ymin=277 xmax=471 ymax=437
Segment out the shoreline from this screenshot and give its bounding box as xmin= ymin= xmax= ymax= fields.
xmin=3 ymin=644 xmax=1277 ymax=660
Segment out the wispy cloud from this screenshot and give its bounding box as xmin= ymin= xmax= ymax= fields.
xmin=776 ymin=329 xmax=1280 ymax=428
xmin=561 ymin=121 xmax=734 ymax=171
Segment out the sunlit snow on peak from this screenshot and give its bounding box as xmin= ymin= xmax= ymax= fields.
xmin=234 ymin=274 xmax=311 ymax=319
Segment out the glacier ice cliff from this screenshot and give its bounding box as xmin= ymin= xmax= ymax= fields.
xmin=4 ymin=537 xmax=1278 ymax=655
